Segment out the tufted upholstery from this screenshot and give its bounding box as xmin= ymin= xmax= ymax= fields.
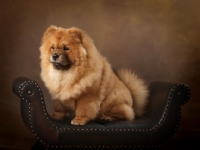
xmin=12 ymin=77 xmax=191 ymax=149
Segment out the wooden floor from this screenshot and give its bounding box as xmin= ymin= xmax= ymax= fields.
xmin=0 ymin=102 xmax=199 ymax=150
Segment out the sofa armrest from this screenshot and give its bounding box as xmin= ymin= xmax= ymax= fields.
xmin=146 ymin=81 xmax=190 ymax=122
xmin=145 ymin=81 xmax=191 ymax=145
xmin=12 ymin=77 xmax=58 ymax=144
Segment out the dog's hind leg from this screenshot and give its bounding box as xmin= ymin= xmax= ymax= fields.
xmin=103 ymin=104 xmax=135 ymax=121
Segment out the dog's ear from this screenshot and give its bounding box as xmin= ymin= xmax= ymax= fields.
xmin=42 ymin=25 xmax=57 ymax=43
xmin=68 ymin=27 xmax=93 ymax=48
xmin=68 ymin=27 xmax=83 ymax=43
xmin=44 ymin=25 xmax=57 ymax=36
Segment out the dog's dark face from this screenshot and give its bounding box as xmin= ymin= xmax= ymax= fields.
xmin=40 ymin=26 xmax=88 ymax=70
xmin=49 ymin=45 xmax=71 ymax=70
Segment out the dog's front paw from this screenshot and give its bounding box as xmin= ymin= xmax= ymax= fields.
xmin=71 ymin=117 xmax=88 ymax=125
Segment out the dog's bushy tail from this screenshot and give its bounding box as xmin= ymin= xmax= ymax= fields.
xmin=117 ymin=69 xmax=149 ymax=117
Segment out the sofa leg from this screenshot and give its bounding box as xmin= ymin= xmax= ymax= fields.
xmin=31 ymin=141 xmax=46 ymax=150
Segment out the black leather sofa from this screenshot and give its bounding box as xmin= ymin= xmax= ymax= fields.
xmin=12 ymin=77 xmax=191 ymax=149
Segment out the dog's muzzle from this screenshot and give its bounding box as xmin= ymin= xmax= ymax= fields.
xmin=52 ymin=62 xmax=70 ymax=70
xmin=50 ymin=53 xmax=71 ymax=70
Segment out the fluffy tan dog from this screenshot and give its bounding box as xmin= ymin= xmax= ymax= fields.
xmin=40 ymin=25 xmax=149 ymax=125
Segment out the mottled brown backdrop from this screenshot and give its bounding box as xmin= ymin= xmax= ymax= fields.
xmin=0 ymin=0 xmax=200 ymax=148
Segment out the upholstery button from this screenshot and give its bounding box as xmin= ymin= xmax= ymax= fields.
xmin=27 ymin=90 xmax=32 ymax=95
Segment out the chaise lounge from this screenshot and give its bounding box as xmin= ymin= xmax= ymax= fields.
xmin=12 ymin=77 xmax=191 ymax=149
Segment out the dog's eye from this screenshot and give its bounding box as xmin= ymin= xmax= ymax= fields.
xmin=64 ymin=46 xmax=70 ymax=51
xmin=50 ymin=46 xmax=55 ymax=50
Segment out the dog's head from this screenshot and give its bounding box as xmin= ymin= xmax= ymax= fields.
xmin=40 ymin=26 xmax=90 ymax=70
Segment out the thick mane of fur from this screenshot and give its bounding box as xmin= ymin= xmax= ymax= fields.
xmin=40 ymin=27 xmax=104 ymax=101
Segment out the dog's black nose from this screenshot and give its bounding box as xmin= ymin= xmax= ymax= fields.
xmin=52 ymin=54 xmax=59 ymax=61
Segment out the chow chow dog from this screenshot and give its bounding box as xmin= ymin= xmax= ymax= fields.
xmin=40 ymin=25 xmax=149 ymax=125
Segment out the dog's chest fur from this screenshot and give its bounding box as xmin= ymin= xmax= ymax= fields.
xmin=48 ymin=65 xmax=76 ymax=100
xmin=47 ymin=64 xmax=103 ymax=103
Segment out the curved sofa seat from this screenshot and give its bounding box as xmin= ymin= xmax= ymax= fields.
xmin=12 ymin=77 xmax=191 ymax=149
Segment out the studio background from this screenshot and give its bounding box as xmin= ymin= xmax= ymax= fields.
xmin=0 ymin=0 xmax=200 ymax=149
